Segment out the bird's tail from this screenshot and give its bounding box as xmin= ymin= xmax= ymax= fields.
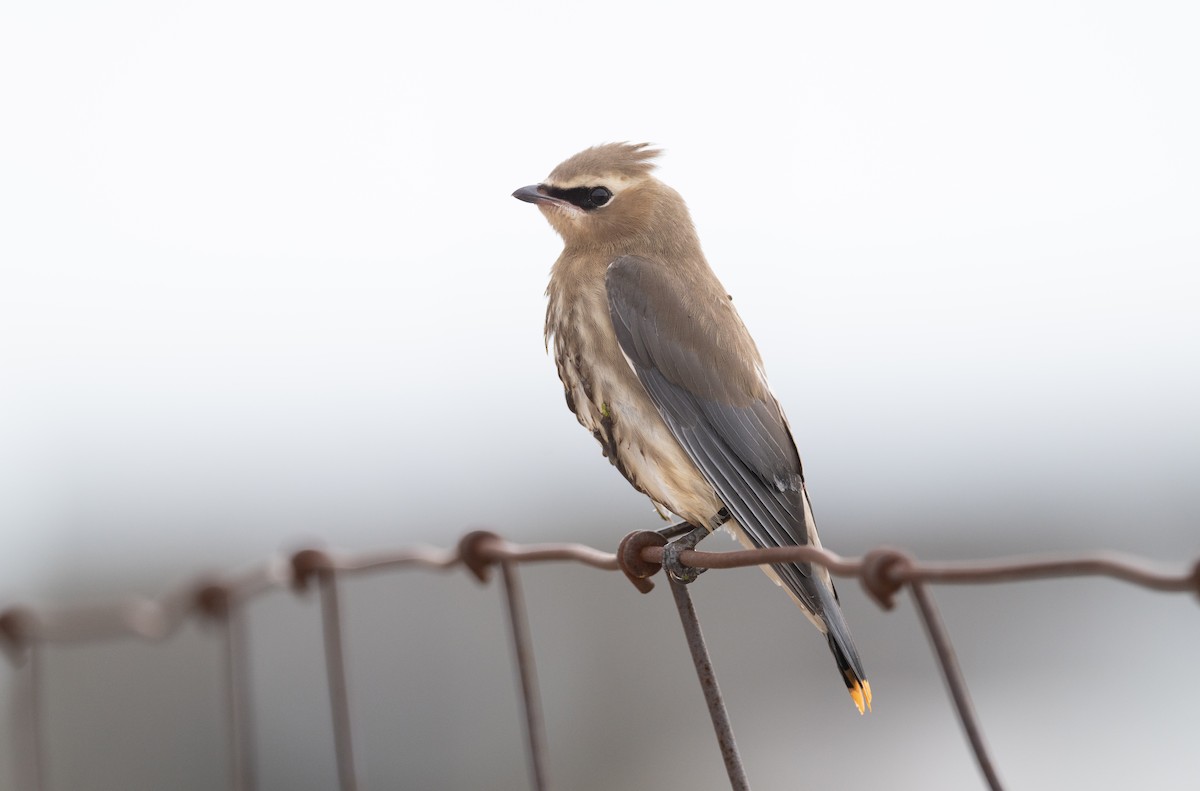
xmin=815 ymin=579 xmax=872 ymax=714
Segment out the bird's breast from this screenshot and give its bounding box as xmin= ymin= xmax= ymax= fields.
xmin=546 ymin=279 xmax=723 ymax=527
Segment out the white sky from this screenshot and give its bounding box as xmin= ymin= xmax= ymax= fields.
xmin=2 ymin=3 xmax=1199 ymax=789
xmin=2 ymin=1 xmax=1199 ymax=590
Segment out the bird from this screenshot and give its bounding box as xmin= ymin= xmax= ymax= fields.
xmin=513 ymin=143 xmax=871 ymax=714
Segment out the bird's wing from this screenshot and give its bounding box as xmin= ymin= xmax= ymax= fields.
xmin=605 ymin=254 xmax=824 ymax=614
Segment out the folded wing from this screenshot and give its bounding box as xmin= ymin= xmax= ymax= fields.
xmin=605 ymin=254 xmax=825 ymax=613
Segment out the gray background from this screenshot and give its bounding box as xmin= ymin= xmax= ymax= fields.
xmin=2 ymin=1 xmax=1198 ymax=789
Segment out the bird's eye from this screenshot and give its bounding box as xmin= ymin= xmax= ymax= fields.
xmin=589 ymin=187 xmax=613 ymax=208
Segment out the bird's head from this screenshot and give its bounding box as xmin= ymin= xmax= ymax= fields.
xmin=513 ymin=143 xmax=695 ymax=253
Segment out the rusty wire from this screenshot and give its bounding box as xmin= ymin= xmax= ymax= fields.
xmin=7 ymin=639 xmax=45 ymax=791
xmin=667 ymin=576 xmax=750 ymax=790
xmin=197 ymin=582 xmax=259 ymax=791
xmin=293 ymin=551 xmax=361 ymax=791
xmin=908 ymin=580 xmax=1001 ymax=790
xmin=498 ymin=561 xmax=549 ymax=791
xmin=1 ymin=533 xmax=1198 ymax=791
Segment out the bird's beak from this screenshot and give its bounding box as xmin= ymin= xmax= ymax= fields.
xmin=512 ymin=184 xmax=547 ymax=203
xmin=512 ymin=184 xmax=574 ymax=210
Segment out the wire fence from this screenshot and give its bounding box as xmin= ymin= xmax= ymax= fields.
xmin=2 ymin=529 xmax=1198 ymax=791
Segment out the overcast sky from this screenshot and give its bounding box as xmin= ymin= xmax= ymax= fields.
xmin=1 ymin=2 xmax=1198 ymax=789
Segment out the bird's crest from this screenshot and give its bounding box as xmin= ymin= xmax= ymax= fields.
xmin=548 ymin=142 xmax=660 ymax=184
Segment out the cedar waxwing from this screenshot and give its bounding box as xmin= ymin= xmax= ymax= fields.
xmin=513 ymin=143 xmax=871 ymax=714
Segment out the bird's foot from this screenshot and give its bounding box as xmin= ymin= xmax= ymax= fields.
xmin=658 ymin=522 xmax=710 ymax=584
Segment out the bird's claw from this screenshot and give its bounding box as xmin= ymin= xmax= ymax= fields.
xmin=657 ymin=520 xmax=714 ymax=584
xmin=662 ymin=540 xmax=707 ymax=583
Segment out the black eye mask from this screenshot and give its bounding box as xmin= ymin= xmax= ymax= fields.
xmin=542 ymin=185 xmax=613 ymax=211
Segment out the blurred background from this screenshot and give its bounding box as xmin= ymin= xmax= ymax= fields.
xmin=2 ymin=1 xmax=1198 ymax=789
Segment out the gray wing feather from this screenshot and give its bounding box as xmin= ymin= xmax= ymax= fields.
xmin=605 ymin=255 xmax=823 ymax=615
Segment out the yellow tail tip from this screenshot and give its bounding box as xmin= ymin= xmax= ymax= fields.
xmin=849 ymin=680 xmax=873 ymax=715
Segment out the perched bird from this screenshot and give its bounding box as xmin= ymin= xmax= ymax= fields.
xmin=513 ymin=143 xmax=871 ymax=714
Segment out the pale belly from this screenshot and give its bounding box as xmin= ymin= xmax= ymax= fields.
xmin=551 ymin=308 xmax=726 ymax=530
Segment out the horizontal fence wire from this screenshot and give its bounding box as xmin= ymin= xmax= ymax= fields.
xmin=2 ymin=531 xmax=1199 ymax=791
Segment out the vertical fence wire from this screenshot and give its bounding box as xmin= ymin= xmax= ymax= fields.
xmin=668 ymin=577 xmax=751 ymax=791
xmin=221 ymin=602 xmax=257 ymax=791
xmin=316 ymin=569 xmax=360 ymax=791
xmin=498 ymin=561 xmax=548 ymax=791
xmin=12 ymin=642 xmax=46 ymax=791
xmin=909 ymin=581 xmax=1004 ymax=791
